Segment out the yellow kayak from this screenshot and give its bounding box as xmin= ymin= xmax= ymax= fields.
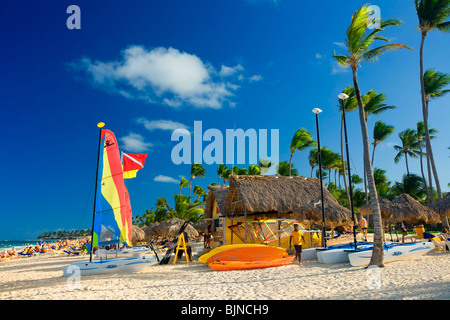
xmin=198 ymin=244 xmax=268 ymax=263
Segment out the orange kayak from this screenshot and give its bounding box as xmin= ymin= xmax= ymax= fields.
xmin=208 ymin=255 xmax=295 ymax=271
xmin=206 ymin=246 xmax=288 ymax=264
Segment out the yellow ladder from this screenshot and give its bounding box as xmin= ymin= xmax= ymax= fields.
xmin=173 ymin=233 xmax=190 ymax=264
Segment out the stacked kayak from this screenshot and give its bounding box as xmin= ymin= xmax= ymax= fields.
xmin=199 ymin=245 xmax=294 ymax=271
xmin=348 ymin=241 xmax=435 ymax=267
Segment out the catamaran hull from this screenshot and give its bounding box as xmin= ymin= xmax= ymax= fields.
xmin=300 ymin=248 xmax=318 ymax=261
xmin=62 ymin=254 xmax=157 ymax=276
xmin=95 ymin=247 xmax=151 ymax=259
xmin=316 ymin=242 xmax=372 ymax=264
xmin=348 ymin=242 xmax=435 ymax=267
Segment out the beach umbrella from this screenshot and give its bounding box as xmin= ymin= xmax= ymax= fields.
xmin=359 ymin=197 xmax=394 ymax=221
xmin=142 ymin=222 xmax=161 ymax=237
xmin=131 ymin=225 xmax=147 ymax=244
xmin=390 ymin=194 xmax=441 ymax=224
xmin=154 ymin=218 xmax=199 ymax=238
xmin=192 ymin=219 xmax=209 ymax=233
xmin=428 ymin=193 xmax=450 ymax=218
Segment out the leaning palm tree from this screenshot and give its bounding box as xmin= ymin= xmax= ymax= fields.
xmin=289 ymin=128 xmax=315 ymax=176
xmin=179 ymin=177 xmax=189 ymax=195
xmin=277 ymin=161 xmax=297 ymax=177
xmin=394 ymin=129 xmax=420 ymax=175
xmin=189 ymin=163 xmax=206 ymax=202
xmin=416 ymin=121 xmax=438 ymax=202
xmin=415 ymin=0 xmax=450 ymax=201
xmin=372 ymin=121 xmax=395 ymax=165
xmin=333 ymin=3 xmax=411 ymax=267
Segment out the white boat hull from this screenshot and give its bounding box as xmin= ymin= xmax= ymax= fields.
xmin=62 ymin=254 xmax=157 ymax=276
xmin=316 ymin=242 xmax=373 ymax=264
xmin=95 ymin=247 xmax=151 ymax=259
xmin=348 ymin=242 xmax=435 ymax=267
xmin=300 ymin=248 xmax=318 ymax=261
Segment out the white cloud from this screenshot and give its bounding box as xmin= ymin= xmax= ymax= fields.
xmin=331 ymin=61 xmax=350 ymax=75
xmin=315 ymin=53 xmax=323 ymax=59
xmin=154 ymin=175 xmax=179 ymax=184
xmin=249 ymin=74 xmax=263 ymax=82
xmin=72 ymin=46 xmax=242 ymax=109
xmin=333 ymin=42 xmax=347 ymax=49
xmin=137 ymin=118 xmax=189 ymax=131
xmin=219 ymin=64 xmax=244 ymax=77
xmin=119 ymin=133 xmax=153 ymax=152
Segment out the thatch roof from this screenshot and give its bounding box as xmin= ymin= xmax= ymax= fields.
xmin=132 ymin=225 xmax=146 ymax=242
xmin=359 ymin=197 xmax=394 ymax=221
xmin=152 ymin=218 xmax=199 ymax=238
xmin=428 ymin=193 xmax=450 ymax=217
xmin=204 ymin=185 xmax=229 ymax=219
xmin=390 ymin=194 xmax=442 ymax=224
xmin=142 ymin=222 xmax=161 ymax=237
xmin=225 ymin=175 xmax=352 ymax=225
xmin=192 ymin=219 xmax=209 ymax=233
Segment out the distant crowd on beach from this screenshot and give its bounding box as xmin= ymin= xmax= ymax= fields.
xmin=1 ymin=239 xmax=90 ymax=261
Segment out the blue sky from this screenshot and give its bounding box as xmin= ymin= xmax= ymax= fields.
xmin=1 ymin=0 xmax=449 ymax=240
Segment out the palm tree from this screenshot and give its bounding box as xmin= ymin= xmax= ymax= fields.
xmin=277 ymin=161 xmax=297 ymax=177
xmin=179 ymin=177 xmax=189 ymax=195
xmin=422 ymin=68 xmax=450 ymax=200
xmin=372 ymin=121 xmax=395 ymax=165
xmin=415 ymin=0 xmax=450 ymax=202
xmin=394 ymin=129 xmax=420 ymax=175
xmin=391 ymin=173 xmax=427 ymax=202
xmin=373 ymin=168 xmax=390 ymax=198
xmin=333 ymin=4 xmax=411 ymax=266
xmin=321 ymin=149 xmax=341 ymax=188
xmin=217 ymin=164 xmax=226 ymax=184
xmin=308 ymin=148 xmax=319 ymax=178
xmin=416 ymin=121 xmax=439 ymax=202
xmin=189 ymin=163 xmax=206 ymax=202
xmin=248 ymin=164 xmax=260 ymax=175
xmin=289 ymin=128 xmax=315 ymax=176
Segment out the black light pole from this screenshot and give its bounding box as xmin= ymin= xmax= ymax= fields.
xmin=338 ymin=93 xmax=358 ymax=251
xmin=313 ymin=108 xmax=327 ymax=249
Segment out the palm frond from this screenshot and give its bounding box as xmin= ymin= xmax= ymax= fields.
xmin=362 ymin=44 xmax=412 ymax=63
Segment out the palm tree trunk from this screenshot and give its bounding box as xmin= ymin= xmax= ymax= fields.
xmin=340 ymin=115 xmax=351 ymax=206
xmin=419 ymin=31 xmax=442 ymax=202
xmin=372 ymin=143 xmax=376 ymax=166
xmin=189 ymin=177 xmax=193 ymax=203
xmin=352 ymin=68 xmax=383 ymax=267
xmin=418 ymin=141 xmax=429 ymax=204
xmin=405 ymin=154 xmax=409 ymax=175
xmin=289 ymin=151 xmax=294 ymax=177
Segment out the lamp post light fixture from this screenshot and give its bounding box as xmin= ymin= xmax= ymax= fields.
xmin=338 ymin=93 xmax=359 ymax=251
xmin=312 ymin=108 xmax=327 ymax=248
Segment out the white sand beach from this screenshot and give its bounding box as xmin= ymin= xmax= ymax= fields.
xmin=0 ymin=242 xmax=448 ymax=300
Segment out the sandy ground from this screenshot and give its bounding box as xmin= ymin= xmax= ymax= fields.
xmin=0 ymin=242 xmax=448 ymax=300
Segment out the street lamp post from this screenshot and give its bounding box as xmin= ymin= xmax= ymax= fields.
xmin=338 ymin=93 xmax=358 ymax=251
xmin=312 ymin=108 xmax=327 ymax=249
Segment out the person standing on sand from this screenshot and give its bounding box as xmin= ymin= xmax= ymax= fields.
xmin=289 ymin=224 xmax=305 ymax=264
xmin=359 ymin=215 xmax=368 ymax=241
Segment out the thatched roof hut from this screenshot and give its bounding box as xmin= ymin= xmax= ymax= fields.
xmin=359 ymin=197 xmax=395 ymax=221
xmin=142 ymin=222 xmax=160 ymax=237
xmin=428 ymin=193 xmax=450 ymax=218
xmin=390 ymin=194 xmax=442 ymax=224
xmin=204 ymin=185 xmax=229 ymax=219
xmin=225 ymin=175 xmax=352 ymax=225
xmin=153 ymin=218 xmax=199 ymax=238
xmin=132 ymin=225 xmax=146 ymax=245
xmin=192 ymin=219 xmax=209 ymax=233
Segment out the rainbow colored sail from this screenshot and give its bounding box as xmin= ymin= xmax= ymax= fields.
xmin=92 ymin=129 xmax=131 ymax=247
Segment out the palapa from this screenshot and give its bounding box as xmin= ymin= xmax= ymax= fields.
xmin=428 ymin=193 xmax=450 ymax=218
xmin=131 ymin=225 xmax=147 ymax=244
xmin=153 ymin=217 xmax=199 ymax=238
xmin=359 ymin=197 xmax=394 ymax=221
xmin=204 ymin=185 xmax=229 ymax=219
xmin=390 ymin=193 xmax=441 ymax=224
xmin=142 ymin=222 xmax=161 ymax=237
xmin=224 ymin=175 xmax=352 ymax=225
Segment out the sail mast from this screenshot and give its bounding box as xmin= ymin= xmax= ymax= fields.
xmin=89 ymin=122 xmax=105 ymax=262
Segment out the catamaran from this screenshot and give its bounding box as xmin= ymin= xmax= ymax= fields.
xmin=63 ymin=123 xmax=157 ymax=277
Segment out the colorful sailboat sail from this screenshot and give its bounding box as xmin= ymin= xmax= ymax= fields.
xmin=92 ymin=129 xmax=131 ymax=248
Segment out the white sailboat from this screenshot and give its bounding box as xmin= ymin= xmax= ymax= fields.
xmin=63 ymin=123 xmax=157 ymax=276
